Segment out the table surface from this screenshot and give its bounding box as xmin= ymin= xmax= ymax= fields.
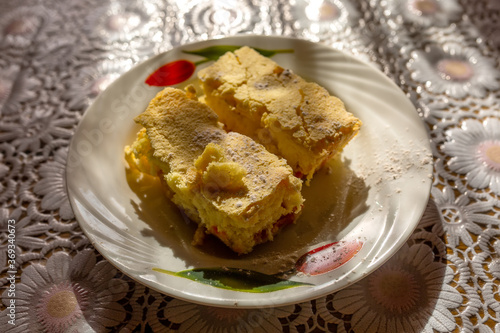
xmin=1 ymin=0 xmax=499 ymax=332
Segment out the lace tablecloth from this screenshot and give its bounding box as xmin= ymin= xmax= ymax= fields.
xmin=1 ymin=0 xmax=499 ymax=332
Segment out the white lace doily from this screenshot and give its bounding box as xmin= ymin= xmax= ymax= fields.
xmin=1 ymin=0 xmax=499 ymax=332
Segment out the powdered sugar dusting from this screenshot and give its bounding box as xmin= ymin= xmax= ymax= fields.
xmin=352 ymin=125 xmax=433 ymax=188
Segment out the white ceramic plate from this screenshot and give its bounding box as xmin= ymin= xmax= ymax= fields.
xmin=67 ymin=35 xmax=432 ymax=308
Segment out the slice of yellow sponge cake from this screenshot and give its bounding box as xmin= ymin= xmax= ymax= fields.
xmin=197 ymin=46 xmax=362 ymax=182
xmin=125 ymin=87 xmax=304 ymax=254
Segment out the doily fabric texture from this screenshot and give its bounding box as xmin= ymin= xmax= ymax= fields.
xmin=1 ymin=0 xmax=499 ymax=332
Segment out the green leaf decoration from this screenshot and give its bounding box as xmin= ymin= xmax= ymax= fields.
xmin=253 ymin=47 xmax=294 ymax=58
xmin=183 ymin=45 xmax=293 ymax=64
xmin=153 ymin=267 xmax=312 ymax=293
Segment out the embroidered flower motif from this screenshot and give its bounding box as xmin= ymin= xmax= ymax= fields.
xmin=34 ymin=148 xmax=74 ymax=220
xmin=430 ymin=186 xmax=498 ymax=248
xmin=178 ymin=0 xmax=258 ymax=42
xmin=183 ymin=0 xmax=255 ymax=39
xmin=0 ymin=207 xmax=49 ymax=274
xmin=0 ymin=110 xmax=76 ymax=153
xmin=472 ymin=232 xmax=500 ymax=328
xmin=482 ymin=280 xmax=500 ymax=318
xmin=88 ymin=1 xmax=156 ymax=43
xmin=63 ymin=60 xmax=132 ymax=110
xmin=314 ymin=296 xmax=347 ymax=332
xmin=408 ymin=43 xmax=500 ymax=98
xmin=291 ymin=0 xmax=359 ymax=37
xmin=0 ymin=7 xmax=43 ymax=47
xmin=387 ymin=0 xmax=461 ymax=27
xmin=36 ymin=281 xmax=89 ymax=331
xmin=0 ymin=249 xmax=128 ymax=332
xmin=154 ymin=298 xmax=312 ymax=332
xmin=0 ymin=65 xmax=40 ymax=116
xmin=331 ymin=243 xmax=462 ymax=332
xmin=443 ymin=118 xmax=500 ymax=194
xmin=33 ymin=35 xmax=80 ymax=72
xmin=471 ymin=246 xmax=498 ymax=285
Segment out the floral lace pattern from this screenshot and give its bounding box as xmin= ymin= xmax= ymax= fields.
xmin=0 ymin=0 xmax=499 ymax=332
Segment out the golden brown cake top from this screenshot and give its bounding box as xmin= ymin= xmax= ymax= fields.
xmin=134 ymin=87 xmax=302 ymax=218
xmin=198 ymin=46 xmax=362 ymax=153
xmin=135 ymin=87 xmax=224 ymax=174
